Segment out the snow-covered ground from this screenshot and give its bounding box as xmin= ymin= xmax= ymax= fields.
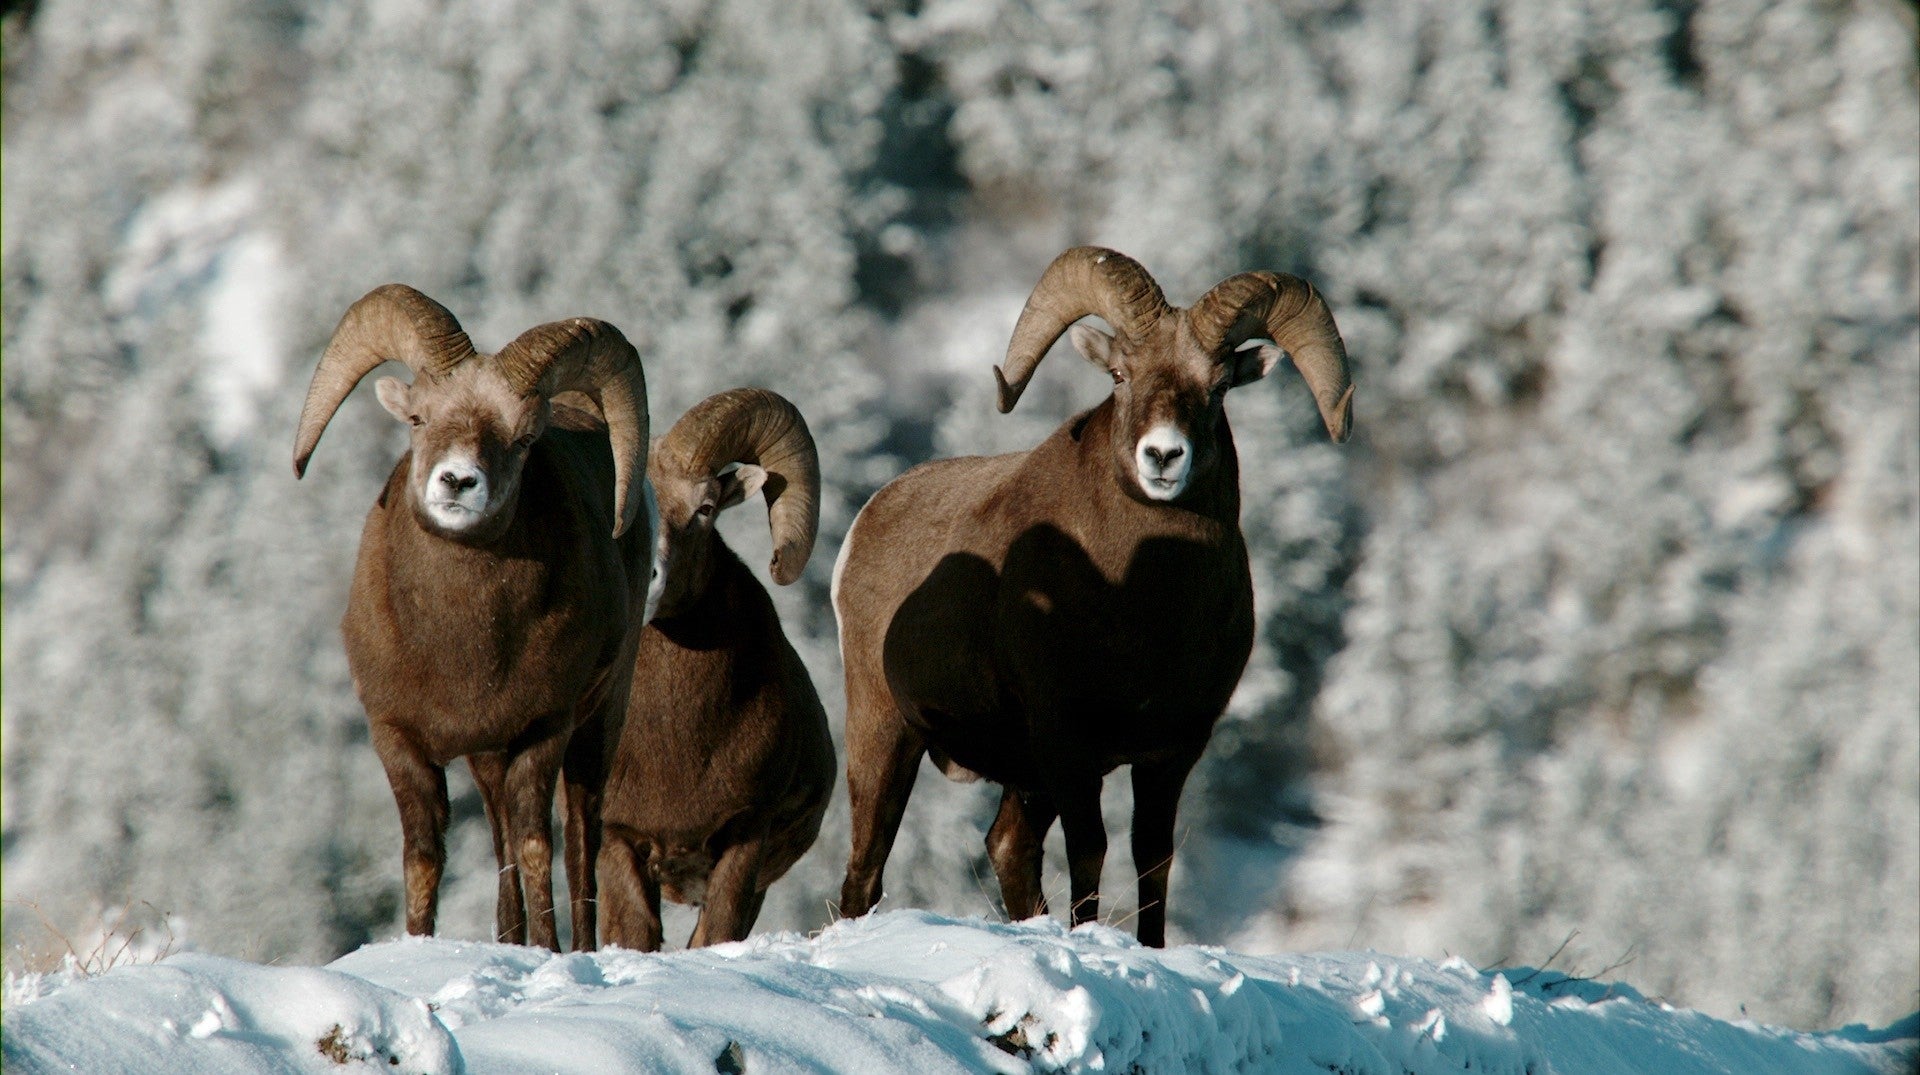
xmin=4 ymin=911 xmax=1912 ymax=1074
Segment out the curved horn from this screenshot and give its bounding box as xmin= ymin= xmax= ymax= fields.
xmin=1188 ymin=271 xmax=1354 ymax=443
xmin=659 ymin=388 xmax=819 ymax=585
xmin=996 ymin=246 xmax=1172 ymax=413
xmin=292 ymin=284 xmax=476 ymax=477
xmin=494 ymin=318 xmax=651 ymax=538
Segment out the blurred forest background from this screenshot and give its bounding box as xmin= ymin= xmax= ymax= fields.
xmin=4 ymin=0 xmax=1915 ymax=1030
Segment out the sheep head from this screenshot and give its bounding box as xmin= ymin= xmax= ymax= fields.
xmin=647 ymin=388 xmax=819 ymax=617
xmin=293 ymin=284 xmax=651 ymax=541
xmin=996 ymin=247 xmax=1353 ymax=503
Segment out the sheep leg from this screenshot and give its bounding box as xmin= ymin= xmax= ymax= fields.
xmin=503 ymin=730 xmax=568 ymax=951
xmin=1129 ymin=753 xmax=1199 ymax=948
xmin=839 ymin=710 xmax=925 ymax=918
xmin=597 ymin=837 xmax=663 ymax=952
xmin=690 ymin=831 xmax=768 ymax=947
xmin=468 ymin=751 xmax=527 ymax=945
xmin=1053 ymin=776 xmax=1108 ymax=929
xmin=371 ymin=725 xmax=449 ymax=937
xmin=987 ymin=786 xmax=1057 ymax=922
xmin=560 ymin=732 xmax=605 ymax=952
xmin=742 ymin=887 xmax=767 ymax=934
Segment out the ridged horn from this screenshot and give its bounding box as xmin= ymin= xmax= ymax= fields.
xmin=659 ymin=388 xmax=819 ymax=586
xmin=292 ymin=284 xmax=476 ymax=477
xmin=1188 ymin=271 xmax=1354 ymax=442
xmin=494 ymin=318 xmax=651 ymax=538
xmin=996 ymin=246 xmax=1172 ymax=413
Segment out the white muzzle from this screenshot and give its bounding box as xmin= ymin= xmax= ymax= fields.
xmin=1135 ymin=424 xmax=1193 ymax=501
xmin=424 ymin=457 xmax=490 ymax=531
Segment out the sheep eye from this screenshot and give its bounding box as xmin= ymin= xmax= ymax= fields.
xmin=696 ymin=502 xmax=716 ymax=520
xmin=408 ymin=415 xmax=424 ymax=428
xmin=1110 ymin=369 xmax=1127 ymax=385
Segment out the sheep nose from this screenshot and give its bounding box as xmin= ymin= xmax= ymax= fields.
xmin=1144 ymin=444 xmax=1184 ymax=468
xmin=439 ymin=470 xmax=478 ymax=492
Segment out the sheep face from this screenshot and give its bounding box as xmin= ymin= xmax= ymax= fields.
xmin=1068 ymin=317 xmax=1284 ymax=503
xmin=375 ymin=364 xmax=549 ymax=540
xmin=644 ymin=459 xmax=766 ymax=618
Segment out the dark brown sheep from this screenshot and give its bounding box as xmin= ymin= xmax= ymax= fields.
xmin=293 ymin=284 xmax=656 ymax=951
xmin=597 ymin=388 xmax=834 ymax=951
xmin=833 ymin=247 xmax=1352 ymax=945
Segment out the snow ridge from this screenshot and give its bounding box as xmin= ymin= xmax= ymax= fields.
xmin=5 ymin=912 xmax=1913 ymax=1075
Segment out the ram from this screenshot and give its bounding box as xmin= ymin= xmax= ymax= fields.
xmin=293 ymin=284 xmax=657 ymax=951
xmin=597 ymin=388 xmax=835 ymax=950
xmin=834 ymin=247 xmax=1352 ymax=945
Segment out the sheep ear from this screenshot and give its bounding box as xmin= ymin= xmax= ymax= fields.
xmin=1229 ymin=339 xmax=1285 ymax=387
xmin=1069 ymin=323 xmax=1114 ymax=370
xmin=375 ymin=377 xmax=413 ymax=422
xmin=717 ymin=463 xmax=768 ymax=511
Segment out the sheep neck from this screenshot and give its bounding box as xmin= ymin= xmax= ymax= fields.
xmin=647 ymin=539 xmax=767 ymax=649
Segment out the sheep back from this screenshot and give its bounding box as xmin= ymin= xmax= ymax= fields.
xmin=601 ymin=542 xmax=833 ymax=898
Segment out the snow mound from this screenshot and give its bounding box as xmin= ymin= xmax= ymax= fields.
xmin=2 ymin=949 xmax=456 ymax=1074
xmin=4 ymin=911 xmax=1912 ymax=1074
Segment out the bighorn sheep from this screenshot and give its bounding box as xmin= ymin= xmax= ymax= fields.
xmin=598 ymin=388 xmax=835 ymax=951
xmin=293 ymin=284 xmax=657 ymax=951
xmin=834 ymin=247 xmax=1352 ymax=945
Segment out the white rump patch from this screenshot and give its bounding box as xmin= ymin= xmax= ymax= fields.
xmin=1134 ymin=424 xmax=1193 ymax=501
xmin=829 ymin=498 xmax=868 ymax=659
xmin=830 ymin=506 xmax=859 ymax=613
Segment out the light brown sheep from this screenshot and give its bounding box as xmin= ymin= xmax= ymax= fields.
xmin=294 ymin=284 xmax=656 ymax=951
